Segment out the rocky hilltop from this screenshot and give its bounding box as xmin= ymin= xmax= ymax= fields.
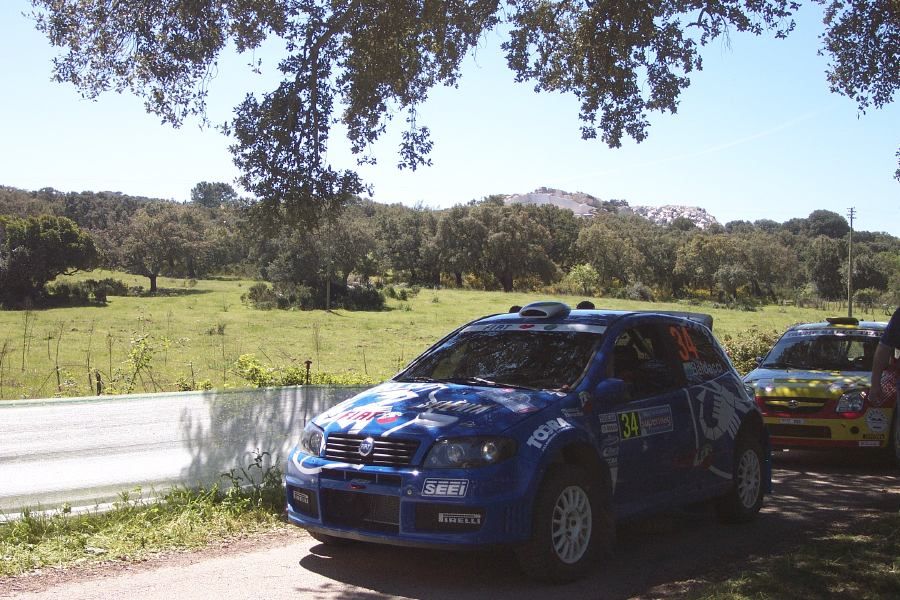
xmin=504 ymin=187 xmax=720 ymax=229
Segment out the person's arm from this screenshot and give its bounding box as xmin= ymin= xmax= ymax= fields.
xmin=870 ymin=342 xmax=894 ymax=404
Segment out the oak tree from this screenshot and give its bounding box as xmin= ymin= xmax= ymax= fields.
xmin=33 ymin=0 xmax=898 ymax=225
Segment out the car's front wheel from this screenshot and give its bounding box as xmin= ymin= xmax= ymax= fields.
xmin=515 ymin=464 xmax=612 ymax=582
xmin=716 ymin=433 xmax=765 ymax=523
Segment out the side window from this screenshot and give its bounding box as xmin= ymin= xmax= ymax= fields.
xmin=613 ymin=326 xmax=683 ymax=399
xmin=669 ymin=324 xmax=729 ymax=385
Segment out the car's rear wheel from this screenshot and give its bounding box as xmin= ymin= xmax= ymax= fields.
xmin=716 ymin=433 xmax=764 ymax=523
xmin=515 ymin=464 xmax=613 ymax=582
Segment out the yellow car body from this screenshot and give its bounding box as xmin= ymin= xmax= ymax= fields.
xmin=743 ymin=319 xmax=892 ymax=449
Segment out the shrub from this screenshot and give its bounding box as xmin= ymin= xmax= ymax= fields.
xmin=720 ymin=326 xmax=782 ymax=375
xmin=625 ymin=282 xmax=655 ymax=302
xmin=343 ymin=285 xmax=385 ymax=311
xmin=241 ymin=282 xmax=277 ymax=309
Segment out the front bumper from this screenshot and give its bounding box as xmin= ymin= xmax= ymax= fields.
xmin=284 ymin=450 xmax=536 ymax=548
xmin=762 ymin=407 xmax=894 ymax=449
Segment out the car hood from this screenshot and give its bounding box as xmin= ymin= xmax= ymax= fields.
xmin=744 ymin=368 xmax=870 ymax=398
xmin=312 ymin=381 xmax=561 ymax=439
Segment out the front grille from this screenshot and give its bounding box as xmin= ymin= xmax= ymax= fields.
xmin=324 ymin=433 xmax=420 ymax=466
xmin=321 ymin=489 xmax=400 ymax=533
xmin=768 ymin=424 xmax=831 ymax=439
xmin=760 ymin=397 xmax=829 ymax=414
xmin=319 ymin=469 xmax=402 ymax=489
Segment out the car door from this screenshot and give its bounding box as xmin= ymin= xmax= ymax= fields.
xmin=674 ymin=322 xmax=746 ymax=493
xmin=604 ymin=320 xmax=698 ymax=516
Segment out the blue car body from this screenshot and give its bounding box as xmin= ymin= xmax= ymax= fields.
xmin=285 ymin=302 xmax=769 ymax=559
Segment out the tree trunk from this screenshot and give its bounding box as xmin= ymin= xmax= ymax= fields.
xmin=500 ymin=273 xmax=513 ymax=293
xmin=149 ymin=274 xmax=158 ymax=293
xmin=454 ymin=272 xmax=462 ymax=287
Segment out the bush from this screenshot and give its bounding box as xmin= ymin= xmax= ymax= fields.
xmin=241 ymin=282 xmax=277 ymax=309
xmin=234 ymin=354 xmax=377 ymax=387
xmin=720 ymin=326 xmax=783 ymax=375
xmin=343 ymin=285 xmax=385 ymax=311
xmin=625 ymin=282 xmax=655 ymax=302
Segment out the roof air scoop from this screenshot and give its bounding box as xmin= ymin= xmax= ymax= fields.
xmin=518 ymin=301 xmax=571 ymax=318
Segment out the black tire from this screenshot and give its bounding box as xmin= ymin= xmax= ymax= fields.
xmin=308 ymin=530 xmax=355 ymax=547
xmin=716 ymin=433 xmax=765 ymax=523
xmin=515 ymin=464 xmax=614 ymax=583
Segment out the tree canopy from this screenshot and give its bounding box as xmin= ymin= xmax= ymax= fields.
xmin=28 ymin=1 xmax=900 ymax=223
xmin=0 ymin=215 xmax=98 ymax=306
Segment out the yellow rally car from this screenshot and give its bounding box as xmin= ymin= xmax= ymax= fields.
xmin=743 ymin=317 xmax=893 ymax=453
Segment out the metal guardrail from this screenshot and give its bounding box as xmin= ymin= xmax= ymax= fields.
xmin=0 ymin=385 xmax=365 ymax=516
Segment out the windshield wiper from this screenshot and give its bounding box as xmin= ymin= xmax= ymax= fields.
xmin=396 ymin=375 xmax=439 ymax=383
xmin=761 ymin=361 xmax=801 ymax=369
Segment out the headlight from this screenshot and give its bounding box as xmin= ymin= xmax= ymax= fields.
xmin=299 ymin=421 xmax=325 ymax=456
xmin=836 ymin=389 xmax=867 ymax=413
xmin=424 ymin=437 xmax=516 ymax=468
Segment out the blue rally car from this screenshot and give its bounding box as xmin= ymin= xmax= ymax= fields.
xmin=285 ymin=301 xmax=769 ymax=581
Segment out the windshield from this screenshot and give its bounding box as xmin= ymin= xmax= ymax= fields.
xmin=399 ymin=328 xmax=603 ymax=391
xmin=761 ymin=331 xmax=880 ymax=371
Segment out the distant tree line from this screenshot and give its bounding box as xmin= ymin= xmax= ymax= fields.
xmin=0 ymin=184 xmax=897 ymax=310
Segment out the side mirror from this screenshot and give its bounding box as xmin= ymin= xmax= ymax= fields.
xmin=595 ymin=378 xmax=630 ymax=405
xmin=754 ymin=356 xmax=763 ymax=367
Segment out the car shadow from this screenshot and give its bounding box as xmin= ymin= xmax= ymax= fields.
xmin=293 ymin=452 xmax=900 ymax=600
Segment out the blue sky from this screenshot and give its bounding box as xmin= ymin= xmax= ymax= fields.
xmin=1 ymin=2 xmax=897 ymax=236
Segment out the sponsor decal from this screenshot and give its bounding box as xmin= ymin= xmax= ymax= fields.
xmin=863 ymin=433 xmax=886 ymax=440
xmin=462 ymin=323 xmax=607 ymax=334
xmin=693 ymin=443 xmax=713 ymax=467
xmin=415 ymin=398 xmax=492 ymax=415
xmin=601 ymin=423 xmax=619 ymax=435
xmin=784 ymin=329 xmax=879 ymax=338
xmin=579 ymin=391 xmax=594 ymax=413
xmin=866 ymin=408 xmax=889 ymax=434
xmin=684 ymin=361 xmax=726 ymax=381
xmin=618 ymin=405 xmax=674 ymax=440
xmin=438 ymin=512 xmax=482 ymax=525
xmin=601 ymin=446 xmax=619 ymax=458
xmin=526 ymin=417 xmax=573 ymax=449
xmin=599 ymin=412 xmax=618 ymax=424
xmin=859 ymin=440 xmax=881 ymax=447
xmin=292 ymin=489 xmax=310 ymax=505
xmin=562 ymin=407 xmax=584 ymax=418
xmin=600 ymin=433 xmax=619 ymax=447
xmin=696 ymin=380 xmax=742 ymax=441
xmin=422 ymin=479 xmax=469 ymax=498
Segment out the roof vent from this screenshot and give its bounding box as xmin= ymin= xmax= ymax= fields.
xmin=826 ymin=316 xmax=859 ymax=326
xmin=518 ymin=301 xmax=571 ymax=318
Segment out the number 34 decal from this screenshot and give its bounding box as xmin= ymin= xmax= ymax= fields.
xmin=669 ymin=326 xmax=699 ymax=362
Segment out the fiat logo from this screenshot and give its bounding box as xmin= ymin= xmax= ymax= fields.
xmin=358 ymin=437 xmax=375 ymax=458
xmin=788 ymin=399 xmax=799 ymax=409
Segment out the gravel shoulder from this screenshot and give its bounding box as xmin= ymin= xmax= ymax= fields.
xmin=3 ymin=450 xmax=898 ymax=600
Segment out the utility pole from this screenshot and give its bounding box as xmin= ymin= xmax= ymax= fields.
xmin=847 ymin=207 xmax=855 ymax=317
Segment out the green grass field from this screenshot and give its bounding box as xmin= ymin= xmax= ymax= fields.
xmin=0 ymin=271 xmax=886 ymax=401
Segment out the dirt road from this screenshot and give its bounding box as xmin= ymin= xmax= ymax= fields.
xmin=3 ymin=450 xmax=898 ymax=600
